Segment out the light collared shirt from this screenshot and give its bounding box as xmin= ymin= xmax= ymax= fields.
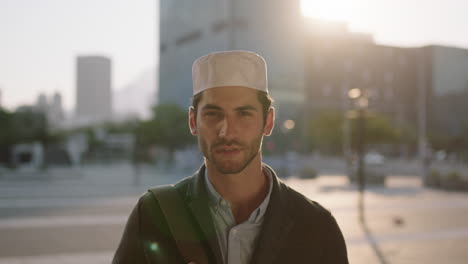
xmin=204 ymin=166 xmax=273 ymax=264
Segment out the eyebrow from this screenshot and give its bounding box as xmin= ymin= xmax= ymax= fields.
xmin=201 ymin=104 xmax=258 ymax=112
xmin=201 ymin=104 xmax=223 ymax=111
xmin=235 ymin=105 xmax=258 ymax=112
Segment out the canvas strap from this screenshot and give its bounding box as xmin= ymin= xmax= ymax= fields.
xmin=149 ymin=185 xmax=210 ymax=264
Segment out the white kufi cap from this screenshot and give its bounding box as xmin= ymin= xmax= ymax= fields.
xmin=192 ymin=50 xmax=268 ymax=95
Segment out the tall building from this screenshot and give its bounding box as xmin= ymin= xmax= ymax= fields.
xmin=304 ymin=20 xmax=419 ymax=130
xmin=76 ymin=56 xmax=112 ymax=124
xmin=158 ymin=2 xmax=468 ymax=155
xmin=302 ymin=20 xmax=468 ymax=153
xmin=159 ymin=0 xmax=305 ymax=120
xmin=34 ymin=92 xmax=65 ymax=129
xmin=36 ymin=93 xmax=48 ymax=112
xmin=421 ymin=45 xmax=468 ymax=136
xmin=49 ymin=92 xmax=65 ymax=127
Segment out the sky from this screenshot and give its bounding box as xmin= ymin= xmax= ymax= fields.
xmin=0 ymin=0 xmax=157 ymax=111
xmin=1 ymin=0 xmax=467 ymax=112
xmin=301 ymin=0 xmax=468 ymax=48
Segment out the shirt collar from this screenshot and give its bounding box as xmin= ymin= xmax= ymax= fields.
xmin=204 ymin=164 xmax=274 ymax=224
xmin=205 ymin=168 xmax=225 ymax=208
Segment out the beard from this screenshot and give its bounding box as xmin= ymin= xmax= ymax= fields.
xmin=199 ymin=133 xmax=263 ymax=174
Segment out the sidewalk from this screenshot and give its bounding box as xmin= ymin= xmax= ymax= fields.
xmin=1 ymin=164 xmax=467 ymax=263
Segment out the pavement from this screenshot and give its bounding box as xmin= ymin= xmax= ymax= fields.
xmin=1 ymin=162 xmax=467 ymax=263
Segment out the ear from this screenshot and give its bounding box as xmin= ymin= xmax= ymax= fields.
xmin=188 ymin=106 xmax=197 ymax=135
xmin=263 ymin=107 xmax=275 ymax=136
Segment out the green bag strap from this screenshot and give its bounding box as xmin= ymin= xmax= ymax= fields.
xmin=149 ymin=185 xmax=210 ymax=264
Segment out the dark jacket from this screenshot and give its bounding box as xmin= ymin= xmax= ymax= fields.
xmin=113 ymin=164 xmax=348 ymax=263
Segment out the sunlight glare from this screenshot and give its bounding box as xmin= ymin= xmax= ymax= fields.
xmin=301 ymin=0 xmax=356 ymax=22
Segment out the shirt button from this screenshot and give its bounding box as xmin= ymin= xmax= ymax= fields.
xmin=231 ymin=228 xmax=237 ymax=236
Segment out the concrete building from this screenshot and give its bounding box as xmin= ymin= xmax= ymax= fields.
xmin=422 ymin=45 xmax=468 ymax=136
xmin=34 ymin=92 xmax=65 ymax=129
xmin=158 ymin=2 xmax=468 ymax=155
xmin=302 ymin=19 xmax=422 ymax=154
xmin=303 ymin=23 xmax=468 ymax=153
xmin=49 ymin=92 xmax=65 ymax=128
xmin=304 ymin=20 xmax=419 ymax=129
xmin=36 ymin=93 xmax=48 ymax=112
xmin=159 ymin=0 xmax=305 ymax=120
xmin=76 ymin=56 xmax=112 ymax=124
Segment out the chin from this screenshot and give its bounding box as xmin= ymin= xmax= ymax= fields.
xmin=213 ymin=160 xmax=246 ymax=174
xmin=216 ymin=166 xmax=245 ymax=174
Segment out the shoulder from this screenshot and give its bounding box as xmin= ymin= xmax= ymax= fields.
xmin=135 ymin=174 xmax=198 ymax=241
xmin=143 ymin=174 xmax=196 ymax=204
xmin=279 ymin=180 xmax=334 ymax=223
xmin=277 ymin=181 xmax=347 ymax=254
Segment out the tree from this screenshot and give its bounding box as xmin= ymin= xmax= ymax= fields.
xmin=350 ymin=112 xmax=400 ymax=150
xmin=307 ymin=111 xmax=344 ymax=154
xmin=0 ymin=107 xmax=50 ymax=165
xmin=12 ymin=108 xmax=49 ymax=144
xmin=0 ymin=108 xmax=15 ymax=146
xmin=135 ymin=104 xmax=195 ymax=163
xmin=0 ymin=108 xmax=15 ymax=164
xmin=306 ymin=110 xmax=401 ymax=155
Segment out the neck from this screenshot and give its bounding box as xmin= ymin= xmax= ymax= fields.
xmin=206 ymin=154 xmax=269 ymax=224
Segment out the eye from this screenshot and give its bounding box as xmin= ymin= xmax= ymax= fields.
xmin=239 ymin=111 xmax=252 ymax=117
xmin=203 ymin=111 xmax=222 ymax=119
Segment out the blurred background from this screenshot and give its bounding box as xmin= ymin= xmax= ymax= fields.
xmin=1 ymin=0 xmax=468 ymax=263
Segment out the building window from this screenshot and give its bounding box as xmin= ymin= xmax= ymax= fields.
xmin=212 ymin=21 xmax=229 ymax=33
xmin=384 ymin=71 xmax=394 ymax=83
xmin=344 ymin=59 xmax=353 ymax=72
xmin=384 ymin=86 xmax=393 ymax=101
xmin=175 ymin=30 xmax=202 ymax=46
xmin=384 ymin=48 xmax=394 ymax=58
xmin=369 ymin=87 xmax=379 ymax=100
xmin=232 ymin=18 xmax=248 ymax=29
xmin=398 ymin=56 xmax=407 ymax=67
xmin=362 ymin=69 xmax=372 ymax=82
xmin=321 ymin=84 xmax=333 ymax=97
xmin=212 ymin=19 xmax=248 ymax=34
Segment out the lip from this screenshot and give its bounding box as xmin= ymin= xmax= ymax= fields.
xmin=215 ymin=147 xmax=242 ymax=156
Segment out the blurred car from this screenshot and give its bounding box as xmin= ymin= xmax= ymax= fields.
xmin=348 ymin=152 xmax=386 ymax=186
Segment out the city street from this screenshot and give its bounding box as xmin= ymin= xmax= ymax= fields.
xmin=1 ymin=164 xmax=467 ymax=264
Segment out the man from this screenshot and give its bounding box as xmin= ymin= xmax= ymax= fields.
xmin=113 ymin=51 xmax=348 ymax=264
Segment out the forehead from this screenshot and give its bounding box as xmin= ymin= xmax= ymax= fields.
xmin=198 ymin=86 xmax=260 ymax=108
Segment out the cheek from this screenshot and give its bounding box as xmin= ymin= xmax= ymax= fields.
xmin=237 ymin=117 xmax=262 ymax=129
xmin=196 ymin=127 xmax=218 ymax=147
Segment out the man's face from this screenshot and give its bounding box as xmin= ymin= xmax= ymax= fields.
xmin=189 ymin=86 xmax=274 ymax=174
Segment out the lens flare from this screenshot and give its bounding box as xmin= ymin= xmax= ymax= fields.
xmin=150 ymin=242 xmax=159 ymax=252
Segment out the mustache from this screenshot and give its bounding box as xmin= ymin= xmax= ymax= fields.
xmin=213 ymin=139 xmax=244 ymax=148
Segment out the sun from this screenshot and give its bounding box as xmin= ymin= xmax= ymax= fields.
xmin=301 ymin=0 xmax=356 ymax=22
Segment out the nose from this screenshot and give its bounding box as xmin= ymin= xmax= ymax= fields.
xmin=218 ymin=117 xmax=235 ymax=139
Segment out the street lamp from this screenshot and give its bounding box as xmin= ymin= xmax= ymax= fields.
xmin=348 ymin=88 xmax=361 ymax=99
xmin=281 ymin=119 xmax=296 ymax=177
xmin=348 ymin=88 xmax=368 ymax=224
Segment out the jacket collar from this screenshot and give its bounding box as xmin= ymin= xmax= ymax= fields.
xmin=249 ymin=164 xmax=295 ymax=264
xmin=184 ymin=164 xmax=223 ymax=264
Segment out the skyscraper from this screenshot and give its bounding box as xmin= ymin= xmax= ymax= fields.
xmin=76 ymin=56 xmax=112 ymax=124
xmin=158 ymin=0 xmax=305 ymax=118
xmin=34 ymin=92 xmax=65 ymax=129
